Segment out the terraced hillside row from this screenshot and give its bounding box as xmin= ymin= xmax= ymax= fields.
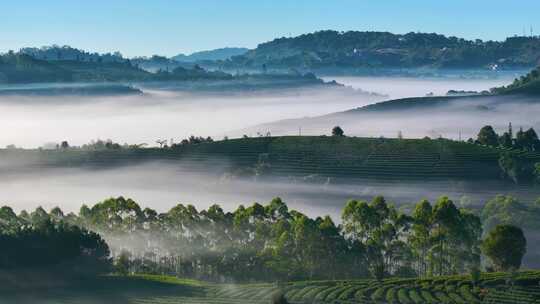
xmin=3 ymin=136 xmax=540 ymax=181
xmin=210 ymin=271 xmax=540 ymax=304
xmin=3 ymin=272 xmax=540 ymax=304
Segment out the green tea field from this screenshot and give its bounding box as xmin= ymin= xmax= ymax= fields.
xmin=4 ymin=136 xmax=539 ymax=182
xmin=3 ymin=272 xmax=540 ymax=304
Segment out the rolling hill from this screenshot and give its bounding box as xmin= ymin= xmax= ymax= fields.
xmin=0 ymin=52 xmax=241 ymax=84
xmin=0 ymin=52 xmax=74 ymax=83
xmin=243 ymin=65 xmax=540 ymax=141
xmin=337 ymin=65 xmax=540 ymax=113
xmin=0 ymin=52 xmax=352 ymax=93
xmin=172 ymin=47 xmax=249 ymax=62
xmin=4 ymin=136 xmax=540 ymax=182
xmin=0 ymin=52 xmax=151 ymax=84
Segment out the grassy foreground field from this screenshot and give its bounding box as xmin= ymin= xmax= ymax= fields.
xmin=4 ymin=136 xmax=540 ymax=181
xmin=2 ymin=272 xmax=540 ymax=304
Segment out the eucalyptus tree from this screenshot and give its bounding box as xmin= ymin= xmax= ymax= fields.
xmin=0 ymin=194 xmax=489 ymax=283
xmin=409 ymin=199 xmax=433 ymax=276
xmin=342 ymin=196 xmax=412 ymax=279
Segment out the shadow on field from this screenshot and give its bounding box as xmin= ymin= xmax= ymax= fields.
xmin=0 ymin=275 xmax=204 ymax=304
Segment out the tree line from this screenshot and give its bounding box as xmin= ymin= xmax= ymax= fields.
xmin=0 ymin=206 xmax=110 ymax=279
xmin=475 ymin=123 xmax=539 ymax=151
xmin=0 ymin=195 xmax=528 ymax=283
xmin=472 ymin=124 xmax=540 ymax=184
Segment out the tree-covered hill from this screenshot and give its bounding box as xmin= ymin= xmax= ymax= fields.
xmin=327 ymin=65 xmax=540 ymax=113
xmin=0 ymin=52 xmax=151 ymax=83
xmin=172 ymin=47 xmax=249 ymax=62
xmin=255 ymin=65 xmax=539 ymax=135
xmin=0 ymin=52 xmax=74 ymax=83
xmin=0 ymin=52 xmax=345 ymax=89
xmin=493 ymin=66 xmax=540 ymax=95
xmin=224 ymin=30 xmax=540 ymax=71
xmin=20 ymin=45 xmax=127 ymax=63
xmin=53 ymin=60 xmax=152 ymax=82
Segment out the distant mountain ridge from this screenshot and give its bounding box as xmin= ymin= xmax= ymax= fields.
xmin=172 ymin=47 xmax=249 ymax=62
xmin=14 ymin=31 xmax=540 ymax=74
xmin=20 ymin=45 xmax=126 ymax=63
xmin=0 ymin=52 xmax=230 ymax=84
xmin=224 ymin=30 xmax=540 ymax=71
xmin=0 ymin=52 xmax=351 ymax=96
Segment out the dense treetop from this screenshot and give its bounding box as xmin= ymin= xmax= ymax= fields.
xmin=482 ymin=224 xmax=527 ymax=272
xmin=227 ymin=31 xmax=540 ymax=69
xmin=0 ymin=195 xmax=495 ymax=282
xmin=0 ymin=208 xmax=110 ymax=278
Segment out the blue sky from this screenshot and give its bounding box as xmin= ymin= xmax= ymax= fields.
xmin=1 ymin=0 xmax=539 ymax=57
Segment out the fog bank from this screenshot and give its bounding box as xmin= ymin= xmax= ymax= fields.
xmin=243 ymin=95 xmax=540 ymax=140
xmin=3 ymin=162 xmax=540 ymax=221
xmin=0 ymin=87 xmax=381 ymax=148
xmin=323 ymin=75 xmax=516 ymax=99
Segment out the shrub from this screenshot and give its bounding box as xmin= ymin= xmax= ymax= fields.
xmin=271 ymin=290 xmax=289 ymax=304
xmin=397 ymin=288 xmax=413 ymax=304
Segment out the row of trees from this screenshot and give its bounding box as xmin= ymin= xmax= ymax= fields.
xmin=473 ymin=124 xmax=540 ymax=183
xmin=1 ymin=196 xmax=527 ymax=283
xmin=476 ymin=123 xmax=539 ymax=151
xmin=0 ymin=206 xmax=110 ymax=278
xmin=171 ymin=135 xmax=214 ymax=148
xmin=46 ymin=135 xmax=215 ymax=151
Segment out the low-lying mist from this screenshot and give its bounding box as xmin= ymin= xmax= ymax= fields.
xmin=323 ymin=74 xmax=518 ymax=99
xmin=244 ymin=94 xmax=540 ymax=140
xmin=0 ymin=86 xmax=381 ymax=148
xmin=3 ymin=161 xmax=540 ymax=220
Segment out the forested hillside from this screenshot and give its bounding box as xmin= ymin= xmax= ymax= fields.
xmin=2 ymin=195 xmax=540 ymax=303
xmin=0 ymin=52 xmax=73 ymax=83
xmin=493 ymin=66 xmax=540 ymax=95
xmin=0 ymin=51 xmax=341 ymax=87
xmin=20 ymin=45 xmax=127 ymax=63
xmin=225 ymin=31 xmax=540 ymax=70
xmin=0 ymin=52 xmax=236 ymax=84
xmin=172 ymin=47 xmax=249 ymax=62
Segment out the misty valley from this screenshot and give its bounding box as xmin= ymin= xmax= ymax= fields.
xmin=3 ymin=11 xmax=540 ymax=304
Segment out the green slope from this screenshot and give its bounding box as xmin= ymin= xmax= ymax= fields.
xmin=346 ymin=66 xmax=540 ymax=113
xmin=493 ymin=67 xmax=540 ymax=95
xmin=4 ymin=136 xmax=540 ymax=182
xmin=0 ymin=52 xmax=344 ymax=90
xmin=0 ymin=53 xmax=73 ymax=83
xmin=212 ymin=271 xmax=540 ymax=304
